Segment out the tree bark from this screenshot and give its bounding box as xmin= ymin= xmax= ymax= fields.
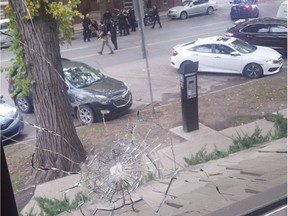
xmin=8 ymin=1 xmax=87 ymax=183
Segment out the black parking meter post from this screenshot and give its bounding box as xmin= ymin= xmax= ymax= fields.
xmin=179 ymin=61 xmax=199 ymax=132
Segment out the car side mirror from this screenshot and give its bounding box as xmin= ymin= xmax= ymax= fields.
xmin=230 ymin=52 xmax=240 ymax=56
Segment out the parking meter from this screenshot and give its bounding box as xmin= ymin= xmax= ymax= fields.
xmin=179 ymin=61 xmax=199 ymax=132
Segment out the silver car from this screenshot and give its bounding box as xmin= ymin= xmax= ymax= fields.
xmin=167 ymin=0 xmax=218 ymax=20
xmin=0 ymin=19 xmax=13 ymax=48
xmin=0 ymin=96 xmax=24 ymax=142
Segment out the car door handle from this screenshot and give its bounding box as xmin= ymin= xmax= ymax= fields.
xmin=193 ymin=54 xmax=198 ymax=56
xmin=215 ymin=56 xmax=221 ymax=58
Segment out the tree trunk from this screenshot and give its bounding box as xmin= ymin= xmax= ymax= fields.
xmin=8 ymin=1 xmax=87 ymax=183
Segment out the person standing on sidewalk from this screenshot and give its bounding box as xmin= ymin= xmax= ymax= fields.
xmin=110 ymin=20 xmax=118 ymax=50
xmin=151 ymin=5 xmax=162 ymax=29
xmin=82 ymin=13 xmax=92 ymax=42
xmin=98 ymin=22 xmax=114 ymax=55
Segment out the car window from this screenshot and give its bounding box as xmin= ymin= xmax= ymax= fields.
xmin=182 ymin=1 xmax=192 ymax=6
xmin=64 ymin=65 xmax=104 ymax=88
xmin=214 ymin=44 xmax=234 ymax=54
xmin=230 ymin=38 xmax=257 ymax=53
xmin=190 ymin=44 xmax=213 ymax=53
xmin=199 ymin=0 xmax=208 ymax=4
xmin=270 ymin=24 xmax=287 ymax=33
xmin=193 ymin=0 xmax=207 ymax=5
xmin=241 ymin=24 xmax=269 ymax=33
xmin=0 ymin=21 xmax=8 ymax=30
xmin=243 ymin=0 xmax=256 ymax=4
xmin=233 ymin=0 xmax=242 ymax=4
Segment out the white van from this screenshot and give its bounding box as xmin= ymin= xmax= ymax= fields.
xmin=276 ymin=0 xmax=287 ymax=20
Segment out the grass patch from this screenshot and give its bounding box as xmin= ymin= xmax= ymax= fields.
xmin=228 ymin=126 xmax=271 ymax=154
xmin=184 ymin=113 xmax=287 ymax=166
xmin=140 ymin=170 xmax=155 ymax=185
xmin=184 ymin=147 xmax=229 ymax=166
xmin=231 ymin=117 xmax=247 ymax=127
xmin=21 ymin=192 xmax=87 ymax=216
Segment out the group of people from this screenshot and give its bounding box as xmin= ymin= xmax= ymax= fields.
xmin=82 ymin=5 xmax=162 ymax=55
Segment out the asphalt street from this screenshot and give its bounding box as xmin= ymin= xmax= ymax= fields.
xmin=0 ymin=0 xmax=286 ymax=142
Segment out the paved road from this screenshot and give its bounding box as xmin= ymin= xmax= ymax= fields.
xmin=0 ymin=0 xmax=285 ymax=141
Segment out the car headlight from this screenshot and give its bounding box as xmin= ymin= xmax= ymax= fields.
xmin=264 ymin=59 xmax=274 ymax=63
xmin=94 ymin=95 xmax=112 ymax=105
xmin=12 ymin=110 xmax=18 ymax=119
xmin=124 ymin=82 xmax=130 ymax=91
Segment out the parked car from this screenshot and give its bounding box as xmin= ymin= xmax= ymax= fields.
xmin=0 ymin=19 xmax=13 ymax=48
xmin=226 ymin=18 xmax=287 ymax=54
xmin=230 ymin=0 xmax=259 ymax=20
xmin=8 ymin=59 xmax=133 ymax=125
xmin=170 ymin=36 xmax=283 ymax=79
xmin=167 ymin=0 xmax=217 ymax=20
xmin=0 ymin=96 xmax=24 ymax=142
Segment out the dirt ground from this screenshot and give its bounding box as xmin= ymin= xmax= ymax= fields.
xmin=3 ymin=69 xmax=287 ymax=210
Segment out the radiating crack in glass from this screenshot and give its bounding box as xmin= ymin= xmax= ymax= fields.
xmin=51 ymin=108 xmax=180 ymax=215
xmin=2 ymin=105 xmax=229 ymax=215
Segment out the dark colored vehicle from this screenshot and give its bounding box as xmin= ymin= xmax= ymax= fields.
xmin=0 ymin=96 xmax=24 ymax=142
xmin=226 ymin=18 xmax=287 ymax=54
xmin=8 ymin=59 xmax=132 ymax=125
xmin=144 ymin=8 xmax=154 ymax=26
xmin=230 ymin=0 xmax=259 ymax=20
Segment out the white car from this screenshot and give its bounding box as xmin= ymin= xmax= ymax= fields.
xmin=171 ymin=36 xmax=283 ymax=79
xmin=167 ymin=0 xmax=217 ymax=20
xmin=0 ymin=19 xmax=12 ymax=48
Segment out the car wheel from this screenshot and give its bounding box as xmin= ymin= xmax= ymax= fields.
xmin=180 ymin=11 xmax=188 ymax=20
xmin=253 ymin=8 xmax=259 ymax=18
xmin=230 ymin=11 xmax=239 ymax=20
xmin=206 ymin=7 xmax=214 ymax=15
xmin=77 ymin=105 xmax=96 ymax=125
xmin=243 ymin=63 xmax=263 ymax=79
xmin=144 ymin=16 xmax=153 ymax=26
xmin=16 ymin=96 xmax=33 ymax=113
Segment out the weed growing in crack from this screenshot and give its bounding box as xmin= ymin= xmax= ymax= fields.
xmin=184 ymin=147 xmax=229 ymax=166
xmin=229 ymin=126 xmax=271 ymax=154
xmin=272 ymin=113 xmax=287 ymax=139
xmin=141 ymin=170 xmax=155 ymax=184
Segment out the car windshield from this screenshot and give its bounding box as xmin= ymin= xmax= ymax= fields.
xmin=64 ymin=65 xmax=104 ymax=88
xmin=229 ymin=38 xmax=257 ymax=53
xmin=233 ymin=0 xmax=256 ymax=4
xmin=181 ymin=1 xmax=191 ymax=6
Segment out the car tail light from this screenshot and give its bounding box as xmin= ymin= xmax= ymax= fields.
xmin=172 ymin=49 xmax=178 ymax=56
xmin=244 ymin=5 xmax=250 ymax=9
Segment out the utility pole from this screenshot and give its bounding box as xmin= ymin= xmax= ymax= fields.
xmin=133 ymin=0 xmax=155 ymax=113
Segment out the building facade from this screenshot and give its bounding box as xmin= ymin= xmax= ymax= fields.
xmin=77 ymin=0 xmax=182 ymax=16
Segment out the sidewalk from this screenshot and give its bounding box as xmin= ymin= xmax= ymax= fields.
xmin=21 ymin=109 xmax=287 ymax=215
